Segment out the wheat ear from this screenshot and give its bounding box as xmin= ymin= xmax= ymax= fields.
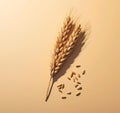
xmin=45 ymin=16 xmax=81 ymax=101
xmin=51 ymin=16 xmax=75 ymax=76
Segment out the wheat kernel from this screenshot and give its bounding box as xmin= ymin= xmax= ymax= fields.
xmin=76 ymin=92 xmax=81 ymax=96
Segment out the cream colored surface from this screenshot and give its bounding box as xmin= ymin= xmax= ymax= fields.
xmin=0 ymin=0 xmax=120 ymax=113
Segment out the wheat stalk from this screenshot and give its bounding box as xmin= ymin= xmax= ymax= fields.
xmin=45 ymin=16 xmax=82 ymax=101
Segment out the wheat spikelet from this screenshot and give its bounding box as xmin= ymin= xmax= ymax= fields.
xmin=45 ymin=16 xmax=82 ymax=101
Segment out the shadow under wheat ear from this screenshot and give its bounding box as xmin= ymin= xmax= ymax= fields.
xmin=45 ymin=15 xmax=86 ymax=102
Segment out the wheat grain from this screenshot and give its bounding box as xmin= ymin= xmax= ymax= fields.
xmin=58 ymin=89 xmax=63 ymax=93
xmin=61 ymin=96 xmax=67 ymax=99
xmin=77 ymin=74 xmax=81 ymax=78
xmin=76 ymin=92 xmax=81 ymax=96
xmin=75 ymin=84 xmax=79 ymax=88
xmin=76 ymin=65 xmax=81 ymax=68
xmin=82 ymin=70 xmax=86 ymax=75
xmin=67 ymin=77 xmax=71 ymax=80
xmin=77 ymin=82 xmax=81 ymax=84
xmin=67 ymin=92 xmax=72 ymax=95
xmin=77 ymin=87 xmax=82 ymax=90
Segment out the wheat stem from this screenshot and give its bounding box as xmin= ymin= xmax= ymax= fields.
xmin=45 ymin=76 xmax=53 ymax=101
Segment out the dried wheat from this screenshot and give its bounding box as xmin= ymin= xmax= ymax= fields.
xmin=45 ymin=16 xmax=82 ymax=101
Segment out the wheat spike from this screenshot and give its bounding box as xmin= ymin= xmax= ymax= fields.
xmin=51 ymin=16 xmax=75 ymax=76
xmin=45 ymin=16 xmax=82 ymax=101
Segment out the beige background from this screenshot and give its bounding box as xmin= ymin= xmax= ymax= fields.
xmin=0 ymin=0 xmax=120 ymax=113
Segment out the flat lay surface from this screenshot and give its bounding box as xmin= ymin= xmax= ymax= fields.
xmin=0 ymin=0 xmax=120 ymax=113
